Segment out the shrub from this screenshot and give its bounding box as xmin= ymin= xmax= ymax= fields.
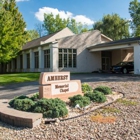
xmin=33 ymin=98 xmax=68 ymax=118
xmin=13 ymin=98 xmax=35 ymax=111
xmin=94 ymin=86 xmax=112 ymax=95
xmin=69 ymin=94 xmax=90 ymax=108
xmin=82 ymin=83 xmax=93 ymax=93
xmin=9 ymin=95 xmax=29 ymax=107
xmin=84 ymin=91 xmax=106 ymax=103
xmin=30 ymin=93 xmax=39 ymax=101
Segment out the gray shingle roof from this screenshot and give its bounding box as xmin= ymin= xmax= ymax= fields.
xmin=22 ymin=31 xmax=59 ymax=50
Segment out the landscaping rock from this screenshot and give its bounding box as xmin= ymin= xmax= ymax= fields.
xmin=0 ymin=81 xmax=140 ymax=140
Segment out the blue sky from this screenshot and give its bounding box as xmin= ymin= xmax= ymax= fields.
xmin=16 ymin=0 xmax=133 ymax=30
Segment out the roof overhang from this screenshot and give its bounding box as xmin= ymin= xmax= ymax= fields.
xmin=89 ymin=44 xmax=133 ymax=52
xmin=88 ymin=39 xmax=139 ymax=52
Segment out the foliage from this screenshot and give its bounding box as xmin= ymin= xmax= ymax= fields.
xmin=0 ymin=0 xmax=27 ymax=63
xmin=43 ymin=13 xmax=89 ymax=34
xmin=27 ymin=30 xmax=39 ymax=41
xmin=82 ymin=83 xmax=93 ymax=93
xmin=67 ymin=18 xmax=88 ymax=34
xmin=116 ymin=98 xmax=139 ymax=106
xmin=0 ymin=73 xmax=40 ymax=86
xmin=30 ymin=93 xmax=39 ymax=101
xmin=99 ymin=107 xmax=120 ymax=114
xmin=43 ymin=13 xmax=68 ymax=34
xmin=93 ymin=14 xmax=130 ymax=40
xmin=69 ymin=95 xmax=90 ymax=107
xmin=9 ymin=95 xmax=29 ymax=107
xmin=9 ymin=96 xmax=68 ymax=118
xmin=35 ymin=23 xmax=47 ymax=37
xmin=94 ymin=86 xmax=112 ymax=95
xmin=33 ymin=98 xmax=68 ymax=118
xmin=84 ymin=91 xmax=106 ymax=103
xmin=13 ymin=98 xmax=35 ymax=111
xmin=129 ymin=0 xmax=140 ymax=36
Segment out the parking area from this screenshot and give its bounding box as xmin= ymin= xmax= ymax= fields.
xmin=0 ymin=73 xmax=140 ymax=99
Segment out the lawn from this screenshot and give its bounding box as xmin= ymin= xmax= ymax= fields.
xmin=0 ymin=73 xmax=40 ymax=86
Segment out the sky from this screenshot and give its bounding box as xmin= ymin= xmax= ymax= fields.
xmin=16 ymin=0 xmax=133 ymax=30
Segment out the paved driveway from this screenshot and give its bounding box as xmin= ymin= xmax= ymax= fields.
xmin=0 ymin=73 xmax=140 ymax=99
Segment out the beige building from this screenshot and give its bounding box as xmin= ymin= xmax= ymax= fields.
xmin=4 ymin=27 xmax=140 ymax=74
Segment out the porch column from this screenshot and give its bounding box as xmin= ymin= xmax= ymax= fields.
xmin=23 ymin=51 xmax=27 ymax=72
xmin=11 ymin=59 xmax=14 ymax=72
xmin=38 ymin=47 xmax=44 ymax=72
xmin=50 ymin=42 xmax=58 ymax=72
xmin=30 ymin=49 xmax=34 ymax=72
xmin=134 ymin=44 xmax=140 ymax=74
xmin=17 ymin=55 xmax=20 ymax=72
xmin=6 ymin=63 xmax=10 ymax=72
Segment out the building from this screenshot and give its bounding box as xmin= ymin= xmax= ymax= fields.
xmin=4 ymin=27 xmax=140 ymax=74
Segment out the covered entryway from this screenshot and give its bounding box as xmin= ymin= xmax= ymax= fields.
xmin=101 ymin=51 xmax=112 ymax=71
xmin=87 ymin=37 xmax=140 ymax=74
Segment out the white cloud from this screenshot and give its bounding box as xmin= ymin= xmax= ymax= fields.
xmin=35 ymin=7 xmax=94 ymax=25
xmin=16 ymin=0 xmax=29 ymax=2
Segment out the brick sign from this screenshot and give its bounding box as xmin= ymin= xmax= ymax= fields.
xmin=39 ymin=72 xmax=70 ymax=84
xmin=39 ymin=72 xmax=83 ymax=101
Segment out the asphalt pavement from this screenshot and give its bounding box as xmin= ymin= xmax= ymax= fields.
xmin=0 ymin=73 xmax=140 ymax=99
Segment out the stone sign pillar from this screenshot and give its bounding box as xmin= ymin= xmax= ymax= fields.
xmin=39 ymin=72 xmax=83 ymax=101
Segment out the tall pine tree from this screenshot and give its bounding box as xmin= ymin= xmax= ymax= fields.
xmin=0 ymin=0 xmax=27 ymax=63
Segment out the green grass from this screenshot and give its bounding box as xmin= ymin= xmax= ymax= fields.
xmin=116 ymin=98 xmax=139 ymax=106
xmin=0 ymin=73 xmax=40 ymax=86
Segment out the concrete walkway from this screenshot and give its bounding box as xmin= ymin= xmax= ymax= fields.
xmin=0 ymin=73 xmax=140 ymax=99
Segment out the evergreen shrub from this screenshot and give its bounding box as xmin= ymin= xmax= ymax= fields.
xmin=94 ymin=86 xmax=112 ymax=95
xmin=84 ymin=91 xmax=106 ymax=103
xmin=69 ymin=94 xmax=90 ymax=107
xmin=82 ymin=83 xmax=93 ymax=93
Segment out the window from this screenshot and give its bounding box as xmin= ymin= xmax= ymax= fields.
xmin=27 ymin=53 xmax=30 ymax=69
xmin=44 ymin=49 xmax=50 ymax=68
xmin=34 ymin=52 xmax=39 ymax=68
xmin=58 ymin=48 xmax=77 ymax=68
xmin=20 ymin=55 xmax=23 ymax=69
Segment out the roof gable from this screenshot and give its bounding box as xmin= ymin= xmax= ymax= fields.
xmin=58 ymin=30 xmax=101 ymax=49
xmin=22 ymin=27 xmax=74 ymax=51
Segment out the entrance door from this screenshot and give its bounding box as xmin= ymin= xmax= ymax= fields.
xmin=102 ymin=57 xmax=110 ymax=71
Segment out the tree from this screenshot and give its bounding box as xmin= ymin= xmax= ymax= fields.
xmin=27 ymin=30 xmax=39 ymax=41
xmin=129 ymin=0 xmax=140 ymax=36
xmin=35 ymin=23 xmax=47 ymax=37
xmin=0 ymin=0 xmax=27 ymax=63
xmin=43 ymin=13 xmax=68 ymax=34
xmin=67 ymin=19 xmax=88 ymax=34
xmin=43 ymin=13 xmax=89 ymax=34
xmin=93 ymin=14 xmax=130 ymax=40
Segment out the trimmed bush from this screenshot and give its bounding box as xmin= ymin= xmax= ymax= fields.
xmin=33 ymin=98 xmax=68 ymax=118
xmin=94 ymin=86 xmax=112 ymax=95
xmin=82 ymin=83 xmax=93 ymax=93
xmin=84 ymin=91 xmax=106 ymax=103
xmin=30 ymin=93 xmax=39 ymax=101
xmin=69 ymin=94 xmax=90 ymax=108
xmin=9 ymin=95 xmax=29 ymax=107
xmin=13 ymin=98 xmax=35 ymax=111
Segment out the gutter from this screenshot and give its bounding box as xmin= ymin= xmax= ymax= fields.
xmin=87 ymin=39 xmax=140 ymax=50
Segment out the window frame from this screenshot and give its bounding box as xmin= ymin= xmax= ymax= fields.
xmin=44 ymin=49 xmax=50 ymax=68
xmin=34 ymin=51 xmax=39 ymax=69
xmin=58 ymin=48 xmax=77 ymax=68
